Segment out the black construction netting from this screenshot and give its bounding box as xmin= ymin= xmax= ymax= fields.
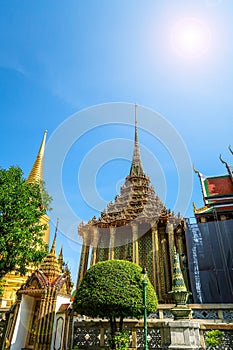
xmin=185 ymin=219 xmax=233 ymax=303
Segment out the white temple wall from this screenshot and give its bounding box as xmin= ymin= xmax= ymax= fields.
xmin=50 ymin=294 xmax=70 ymax=350
xmin=10 ymin=294 xmax=34 ymax=350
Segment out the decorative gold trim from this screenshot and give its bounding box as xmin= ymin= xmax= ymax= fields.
xmin=194 ymin=205 xmax=209 ymax=214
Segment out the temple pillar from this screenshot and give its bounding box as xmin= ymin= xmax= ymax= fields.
xmin=76 ymin=230 xmax=90 ymax=286
xmin=176 ymin=226 xmax=185 ymax=256
xmin=90 ymin=227 xmax=99 ymax=266
xmin=109 ymin=227 xmax=116 ymax=260
xmin=47 ymin=288 xmax=56 ymax=348
xmin=176 ymin=227 xmax=189 ymax=290
xmin=167 ymin=221 xmax=175 ymax=276
xmin=157 ymin=226 xmax=165 ymax=301
xmin=160 ymin=227 xmax=170 ymax=300
xmin=151 ymin=224 xmax=159 ymax=293
xmin=132 ymin=224 xmax=139 ymax=264
xmin=3 ymin=295 xmax=22 ymax=349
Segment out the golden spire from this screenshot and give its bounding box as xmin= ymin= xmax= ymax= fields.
xmin=50 ymin=218 xmax=59 ymax=255
xmin=129 ymin=104 xmax=144 ymax=177
xmin=58 ymin=245 xmax=63 ymax=270
xmin=40 ymin=218 xmax=62 ymax=280
xmin=27 ymin=130 xmax=47 ymax=184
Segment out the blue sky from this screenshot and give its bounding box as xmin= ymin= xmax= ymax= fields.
xmin=1 ymin=1 xmax=233 ymax=283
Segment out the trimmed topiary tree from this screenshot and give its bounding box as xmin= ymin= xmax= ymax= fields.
xmin=73 ymin=260 xmax=158 ymax=349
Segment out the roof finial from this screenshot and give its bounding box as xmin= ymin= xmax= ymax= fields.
xmin=129 ymin=104 xmax=144 ymax=177
xmin=193 ymin=165 xmax=200 ymax=174
xmin=219 ymin=154 xmax=228 ymax=166
xmin=50 ymin=218 xmax=59 ymax=254
xmin=27 ymin=130 xmax=47 ymax=184
xmin=192 ymin=202 xmax=197 ymax=213
xmin=229 ymin=145 xmax=233 ymax=156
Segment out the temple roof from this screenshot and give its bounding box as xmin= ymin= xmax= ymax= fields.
xmin=201 ymin=175 xmax=233 ymax=202
xmin=27 ymin=130 xmax=47 ymax=184
xmin=79 ymin=110 xmax=178 ymax=234
xmin=18 ymin=226 xmax=72 ymax=295
xmin=193 ymin=149 xmax=233 ymax=216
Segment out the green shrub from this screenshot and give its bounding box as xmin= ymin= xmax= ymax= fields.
xmin=205 ymin=330 xmax=223 ymax=347
xmin=107 ymin=329 xmax=129 ymax=350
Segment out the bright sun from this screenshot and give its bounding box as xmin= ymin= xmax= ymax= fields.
xmin=171 ymin=18 xmax=211 ymax=59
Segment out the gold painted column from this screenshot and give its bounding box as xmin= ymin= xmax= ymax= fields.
xmin=151 ymin=224 xmax=161 ymax=297
xmin=108 ymin=227 xmax=115 ymax=260
xmin=46 ymin=288 xmax=57 ymax=349
xmin=90 ymin=227 xmax=99 ymax=266
xmin=167 ymin=220 xmax=175 ymax=278
xmin=4 ymin=295 xmax=22 ymax=348
xmin=132 ymin=224 xmax=139 ymax=264
xmin=176 ymin=226 xmax=184 ymax=256
xmin=76 ymin=231 xmax=90 ymax=286
xmin=160 ymin=226 xmax=170 ymax=301
xmin=36 ymin=291 xmax=47 ymax=346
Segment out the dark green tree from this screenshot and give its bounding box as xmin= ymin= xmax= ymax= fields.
xmin=73 ymin=260 xmax=158 ymax=349
xmin=0 ymin=166 xmax=51 ymax=278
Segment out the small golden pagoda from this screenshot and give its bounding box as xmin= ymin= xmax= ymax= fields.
xmin=3 ymin=231 xmax=73 ymax=350
xmin=0 ymin=131 xmax=50 ymax=308
xmin=77 ymin=109 xmax=190 ymax=303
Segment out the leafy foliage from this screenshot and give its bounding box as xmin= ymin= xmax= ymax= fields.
xmin=205 ymin=330 xmax=223 ymax=347
xmin=40 ymin=180 xmax=53 ymax=211
xmin=0 ymin=166 xmax=50 ymax=278
xmin=0 ymin=280 xmax=4 ymax=297
xmin=74 ymin=260 xmax=158 ymax=348
xmin=107 ymin=329 xmax=130 ymax=350
xmin=74 ymin=260 xmax=158 ymax=320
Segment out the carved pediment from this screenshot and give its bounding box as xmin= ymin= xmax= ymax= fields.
xmin=19 ymin=270 xmax=48 ymax=294
xmin=52 ymin=271 xmax=72 ymax=295
xmin=30 ymin=277 xmax=40 ymax=289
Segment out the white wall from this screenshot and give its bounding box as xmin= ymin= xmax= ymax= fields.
xmin=50 ymin=294 xmax=70 ymax=350
xmin=10 ymin=294 xmax=34 ymax=350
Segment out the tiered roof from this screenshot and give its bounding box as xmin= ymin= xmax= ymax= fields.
xmin=18 ymin=226 xmax=72 ymax=296
xmin=39 ymin=231 xmax=62 ymax=281
xmin=79 ymin=108 xmax=179 ymax=239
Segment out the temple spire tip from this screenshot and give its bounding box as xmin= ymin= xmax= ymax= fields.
xmin=50 ymin=218 xmax=59 ymax=254
xmin=129 ymin=104 xmax=144 ymax=177
xmin=27 ymin=130 xmax=48 ymax=184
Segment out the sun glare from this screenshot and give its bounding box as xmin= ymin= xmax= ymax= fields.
xmin=171 ymin=18 xmax=211 ymax=59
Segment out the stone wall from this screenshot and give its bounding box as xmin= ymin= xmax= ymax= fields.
xmin=72 ymin=304 xmax=233 ymax=350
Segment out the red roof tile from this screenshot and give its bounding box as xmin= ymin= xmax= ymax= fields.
xmin=206 ymin=176 xmax=233 ymax=196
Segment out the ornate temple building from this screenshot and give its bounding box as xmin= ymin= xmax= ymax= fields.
xmin=3 ymin=232 xmax=73 ymax=350
xmin=187 ymin=148 xmax=233 ymax=303
xmin=193 ymin=146 xmax=233 ymax=223
xmin=77 ymin=111 xmax=190 ymax=303
xmin=0 ymin=131 xmax=50 ymax=308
